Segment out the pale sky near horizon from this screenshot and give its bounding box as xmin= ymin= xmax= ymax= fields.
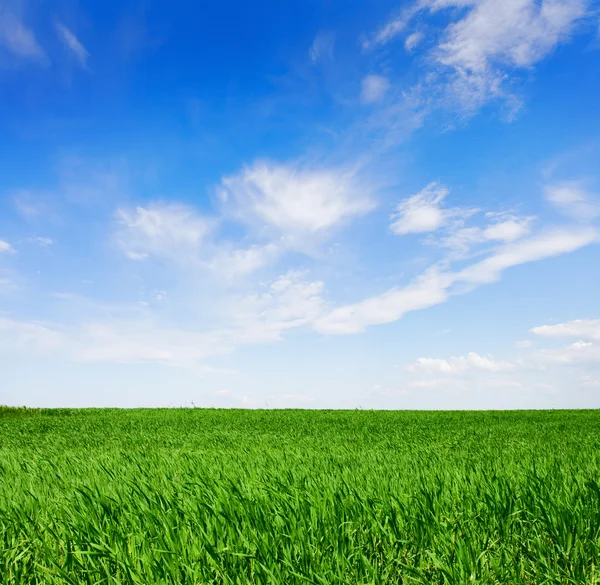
xmin=1 ymin=0 xmax=600 ymax=408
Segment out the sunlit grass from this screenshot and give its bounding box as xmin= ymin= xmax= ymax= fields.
xmin=1 ymin=408 xmax=599 ymax=583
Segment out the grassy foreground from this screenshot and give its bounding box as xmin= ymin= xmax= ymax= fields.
xmin=1 ymin=408 xmax=600 ymax=584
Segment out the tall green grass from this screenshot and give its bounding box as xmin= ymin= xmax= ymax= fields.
xmin=1 ymin=408 xmax=599 ymax=584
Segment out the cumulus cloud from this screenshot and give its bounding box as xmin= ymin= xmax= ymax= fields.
xmin=401 ymin=317 xmax=600 ymax=403
xmin=219 ymin=161 xmax=375 ymax=239
xmin=482 ymin=217 xmax=532 ymax=242
xmin=55 ymin=22 xmax=89 ymax=68
xmin=361 ymin=75 xmax=391 ymax=104
xmin=0 ymin=240 xmax=15 ymax=253
xmin=0 ymin=11 xmax=45 ymax=61
xmin=408 ymin=352 xmax=514 ymax=374
xmin=536 ymin=341 xmax=600 ymax=364
xmin=531 ymin=319 xmax=600 ymax=342
xmin=389 ymin=182 xmax=528 ymax=250
xmin=390 ymin=182 xmax=454 ymax=235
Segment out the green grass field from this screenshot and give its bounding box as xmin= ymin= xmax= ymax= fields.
xmin=1 ymin=407 xmax=600 ymax=584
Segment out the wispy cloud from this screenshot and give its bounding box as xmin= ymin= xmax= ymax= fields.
xmin=404 ymin=31 xmax=424 ymax=52
xmin=0 ymin=318 xmax=64 ymax=351
xmin=0 ymin=271 xmax=326 ymax=368
xmin=361 ymin=75 xmax=391 ymax=104
xmin=365 ymin=0 xmax=591 ymax=113
xmin=55 ymin=21 xmax=90 ymax=68
xmin=315 ymin=225 xmax=598 ymax=335
xmin=545 ymin=181 xmax=600 ymax=221
xmin=116 ymin=203 xmax=214 ymax=263
xmin=33 ymin=237 xmax=54 ymax=247
xmin=309 ymin=31 xmax=335 ymax=63
xmin=314 ymin=268 xmax=452 ymax=334
xmin=0 ymin=10 xmax=45 ymax=61
xmin=455 ymin=227 xmax=598 ymax=285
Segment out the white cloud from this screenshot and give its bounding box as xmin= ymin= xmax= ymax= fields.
xmin=228 ymin=271 xmax=325 ymax=342
xmin=581 ymin=374 xmax=600 ymax=387
xmin=116 ymin=203 xmax=214 ymax=263
xmin=55 ymin=22 xmax=89 ymax=68
xmin=361 ymin=75 xmax=391 ymax=104
xmin=433 ymin=0 xmax=589 ymax=109
xmin=207 ymin=243 xmax=280 ymax=279
xmin=0 ymin=318 xmax=64 ymax=351
xmin=12 ymin=190 xmax=51 ymax=219
xmin=309 ymin=32 xmax=335 ymax=63
xmin=456 ymin=227 xmax=598 ymax=285
xmin=116 ymin=199 xmax=283 ymax=279
xmin=33 ymin=237 xmax=54 ymax=247
xmin=315 ymin=226 xmax=597 ymax=335
xmin=408 ymin=352 xmax=514 ymax=374
xmin=0 ymin=11 xmax=45 ymax=60
xmin=405 ymin=31 xmax=424 ymax=52
xmin=531 ymin=319 xmax=600 ymax=342
xmin=516 ymin=339 xmax=533 ymax=348
xmin=397 ymin=318 xmax=600 ymax=406
xmin=482 ymin=217 xmax=532 ymax=242
xmin=536 ymin=341 xmax=600 ymax=364
xmin=390 ymin=182 xmax=452 ymax=235
xmin=365 ymin=4 xmax=421 ymax=47
xmin=0 ymin=240 xmax=15 ymax=253
xmin=435 ymin=215 xmax=532 ymax=257
xmin=74 ymin=321 xmax=225 ymax=366
xmin=367 ymin=0 xmax=591 ymax=112
xmin=0 ymin=272 xmax=325 ymax=368
xmin=434 ymin=0 xmax=588 ymax=73
xmin=314 ymin=269 xmax=452 ymax=334
xmin=219 ymin=161 xmax=375 ymax=238
xmin=544 ymin=182 xmax=600 ymax=221
xmin=390 ymin=182 xmax=485 ymax=240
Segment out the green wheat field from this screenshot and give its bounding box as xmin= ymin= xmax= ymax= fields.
xmin=1 ymin=407 xmax=600 ymax=584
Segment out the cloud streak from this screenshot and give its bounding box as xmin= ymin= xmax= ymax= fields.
xmin=315 ymin=226 xmax=598 ymax=335
xmin=55 ymin=22 xmax=90 ymax=68
xmin=0 ymin=10 xmax=45 ymax=61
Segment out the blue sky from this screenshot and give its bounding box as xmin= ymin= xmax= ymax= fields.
xmin=1 ymin=0 xmax=600 ymax=408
